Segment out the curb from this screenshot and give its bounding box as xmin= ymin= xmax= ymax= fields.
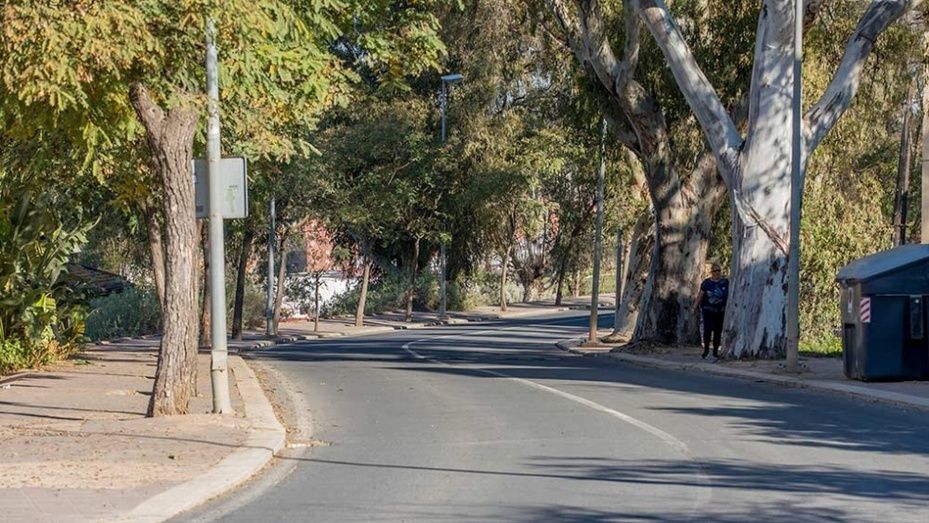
xmin=555 ymin=339 xmax=929 ymax=411
xmin=118 ymin=356 xmax=286 ymax=523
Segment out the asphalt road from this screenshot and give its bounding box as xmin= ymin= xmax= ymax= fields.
xmin=185 ymin=312 xmax=929 ymax=522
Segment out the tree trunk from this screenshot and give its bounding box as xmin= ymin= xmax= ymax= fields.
xmin=144 ymin=202 xmax=167 ymax=310
xmin=894 ymin=80 xmax=916 ymax=246
xmin=611 ymin=211 xmax=654 ymax=340
xmin=199 ymin=223 xmax=211 ymax=348
xmin=272 ymin=233 xmax=287 ymax=335
xmin=232 ymin=226 xmax=255 ymax=340
xmin=405 ymin=237 xmax=420 ymax=322
xmin=500 ymin=245 xmax=511 ymax=311
xmin=554 ymin=265 xmax=566 ymax=306
xmin=606 ymin=228 xmax=627 ymax=340
xmin=355 ymin=258 xmax=372 ymax=328
xmin=130 ymin=83 xmax=200 ymax=417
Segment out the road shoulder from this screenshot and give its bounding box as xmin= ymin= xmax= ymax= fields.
xmin=556 ymin=337 xmax=929 ymax=411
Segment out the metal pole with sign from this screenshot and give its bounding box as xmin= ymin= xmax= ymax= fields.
xmin=206 ymin=19 xmax=232 ymax=413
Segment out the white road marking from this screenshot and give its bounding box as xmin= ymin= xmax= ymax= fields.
xmin=401 ymin=324 xmax=712 ymax=517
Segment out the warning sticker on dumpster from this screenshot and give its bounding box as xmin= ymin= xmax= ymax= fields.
xmin=860 ymin=297 xmax=871 ymax=323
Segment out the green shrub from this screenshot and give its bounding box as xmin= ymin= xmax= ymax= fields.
xmin=0 ymin=339 xmax=31 ymax=374
xmin=1 ymin=177 xmax=91 ymax=373
xmin=323 ymin=272 xmax=440 ymax=317
xmin=84 ymin=287 xmax=161 ymax=341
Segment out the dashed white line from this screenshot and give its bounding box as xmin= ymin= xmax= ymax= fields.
xmin=401 ymin=325 xmax=712 ymax=518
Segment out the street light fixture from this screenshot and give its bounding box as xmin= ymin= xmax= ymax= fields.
xmin=438 ymin=73 xmax=463 ymax=321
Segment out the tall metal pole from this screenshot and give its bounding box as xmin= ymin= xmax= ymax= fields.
xmin=785 ymin=0 xmax=803 ymax=372
xmin=921 ymin=63 xmax=929 ymax=244
xmin=206 ymin=19 xmax=232 ymax=413
xmin=588 ymin=117 xmax=607 ymax=344
xmin=266 ymin=198 xmax=275 ymax=336
xmin=438 ymin=81 xmax=448 ymax=320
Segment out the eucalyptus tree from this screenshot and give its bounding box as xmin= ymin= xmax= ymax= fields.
xmin=540 ymin=0 xmax=754 ymax=344
xmin=637 ymin=0 xmax=921 ymax=357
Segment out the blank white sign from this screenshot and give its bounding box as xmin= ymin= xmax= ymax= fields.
xmin=193 ymin=157 xmax=249 ymax=219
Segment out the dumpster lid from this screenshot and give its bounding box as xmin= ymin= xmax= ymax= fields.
xmin=836 ymin=245 xmax=929 ymax=283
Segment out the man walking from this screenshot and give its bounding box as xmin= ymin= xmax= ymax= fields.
xmin=694 ymin=262 xmax=728 ymax=359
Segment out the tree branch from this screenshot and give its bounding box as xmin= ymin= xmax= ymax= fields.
xmin=622 ymin=0 xmax=641 ymax=80
xmin=805 ymin=0 xmax=919 ymax=151
xmin=638 ymin=0 xmax=742 ymax=180
xmin=129 ymin=82 xmax=165 ymax=142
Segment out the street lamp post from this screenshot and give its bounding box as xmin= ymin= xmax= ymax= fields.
xmin=438 ymin=73 xmax=462 ymax=321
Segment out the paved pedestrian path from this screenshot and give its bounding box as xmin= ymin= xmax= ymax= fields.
xmin=0 ymin=343 xmax=249 ymax=523
xmin=559 ymin=334 xmax=929 ymax=410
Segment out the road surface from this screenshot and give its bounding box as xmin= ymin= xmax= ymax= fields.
xmin=183 ymin=312 xmax=929 ymax=522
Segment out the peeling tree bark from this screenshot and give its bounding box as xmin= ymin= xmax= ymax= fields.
xmin=130 ymin=83 xmax=200 ymax=416
xmin=639 ymin=0 xmax=916 ymax=357
xmin=543 ymin=0 xmax=727 ymax=345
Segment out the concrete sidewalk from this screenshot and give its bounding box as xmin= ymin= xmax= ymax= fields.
xmin=557 ymin=335 xmax=929 ymax=410
xmin=0 ymin=339 xmax=284 ymax=523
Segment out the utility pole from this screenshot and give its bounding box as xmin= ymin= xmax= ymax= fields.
xmin=921 ymin=63 xmax=929 ymax=244
xmin=266 ymin=198 xmax=276 ymax=336
xmin=206 ymin=19 xmax=232 ymax=413
xmin=785 ymin=0 xmax=803 ymax=372
xmin=588 ymin=117 xmax=607 ymax=345
xmin=438 ymin=73 xmax=462 ymax=320
xmin=893 ymin=81 xmax=916 ymax=246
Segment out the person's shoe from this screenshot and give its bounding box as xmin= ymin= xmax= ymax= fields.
xmin=702 ymin=348 xmax=709 ymax=359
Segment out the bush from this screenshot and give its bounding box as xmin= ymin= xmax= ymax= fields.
xmin=1 ymin=178 xmax=91 ymax=373
xmin=446 ymin=271 xmax=523 ymax=311
xmin=84 ymin=287 xmax=161 ymax=341
xmin=234 ymin=283 xmax=268 ymax=330
xmin=323 ymin=272 xmax=440 ymax=317
xmin=0 ymin=339 xmax=31 ymax=374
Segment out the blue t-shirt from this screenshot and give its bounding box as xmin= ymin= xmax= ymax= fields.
xmin=700 ymin=278 xmax=729 ymax=312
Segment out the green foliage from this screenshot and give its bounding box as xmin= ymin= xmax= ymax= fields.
xmin=0 ymin=173 xmax=90 ymax=372
xmin=324 ymin=272 xmax=439 ymax=317
xmin=84 ymin=287 xmax=161 ymax=342
xmin=0 ymin=339 xmax=31 ymax=374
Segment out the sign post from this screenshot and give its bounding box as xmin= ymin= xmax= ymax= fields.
xmin=206 ymin=19 xmax=232 ymax=414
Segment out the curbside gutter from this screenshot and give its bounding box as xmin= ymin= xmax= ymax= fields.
xmin=118 ymin=356 xmax=286 ymax=523
xmin=555 ymin=338 xmax=929 ymax=411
